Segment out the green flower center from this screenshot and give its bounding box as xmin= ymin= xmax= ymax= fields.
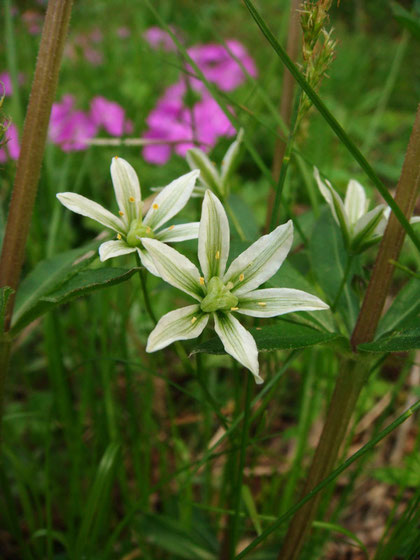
xmin=126 ymin=220 xmax=155 ymax=247
xmin=200 ymin=276 xmax=238 ymax=313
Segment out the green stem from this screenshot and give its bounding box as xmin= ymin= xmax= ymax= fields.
xmin=135 ymin=254 xmax=157 ymax=325
xmin=277 ymin=358 xmax=369 ymax=560
xmin=230 ymin=372 xmax=253 ymax=558
xmin=225 ymin=199 xmax=246 ymax=241
xmin=331 ymin=254 xmax=354 ymax=311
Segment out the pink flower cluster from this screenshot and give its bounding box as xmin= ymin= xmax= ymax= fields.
xmin=0 ymin=73 xmax=133 ymax=161
xmin=142 ymin=29 xmax=257 ymax=165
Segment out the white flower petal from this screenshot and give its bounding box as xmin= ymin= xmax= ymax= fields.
xmin=314 ymin=168 xmax=350 ymax=245
xmin=143 ymin=169 xmax=200 ymax=230
xmin=236 ymin=288 xmax=329 ymax=318
xmin=98 ymin=240 xmax=136 ymax=261
xmin=57 ymin=192 xmax=125 ymax=233
xmin=410 ymin=216 xmax=420 ymax=224
xmin=224 ymin=220 xmax=293 ymax=296
xmin=198 ymin=191 xmax=230 ymax=282
xmin=352 ymin=205 xmax=386 ymax=251
xmin=136 ymin=247 xmax=160 ymax=277
xmin=221 ymin=128 xmax=243 ymax=186
xmin=146 ymin=305 xmax=209 ymax=352
xmin=156 ymin=222 xmax=200 ymax=243
xmin=141 ymin=238 xmax=203 ymax=301
xmin=110 ymin=157 xmax=142 ymax=225
xmin=344 ymin=179 xmax=367 ymax=225
xmin=186 ymin=148 xmax=223 ymax=197
xmin=213 ymin=312 xmax=262 ymax=384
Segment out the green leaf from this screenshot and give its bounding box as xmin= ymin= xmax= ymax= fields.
xmin=13 ymin=241 xmax=100 ymax=328
xmin=358 ymin=326 xmax=420 ymax=352
xmin=11 ymin=266 xmax=139 ymax=334
xmin=312 ymin=521 xmax=369 ymax=559
xmin=390 ymin=1 xmax=420 ymax=40
xmin=376 ymin=278 xmax=420 ymax=337
xmin=309 ymin=210 xmax=359 ymax=332
xmin=137 ymin=513 xmax=217 ymax=560
xmin=242 ymin=484 xmax=262 ymax=536
xmin=192 ymin=319 xmax=340 ymax=356
xmin=74 ymin=443 xmax=120 ymax=558
xmin=242 ymin=0 xmax=420 ymax=252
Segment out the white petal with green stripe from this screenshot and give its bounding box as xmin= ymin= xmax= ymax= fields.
xmin=110 ymin=157 xmax=142 ymax=226
xmin=186 ymin=148 xmax=223 ymax=196
xmin=99 ymin=240 xmax=136 ymax=262
xmin=314 ymin=168 xmax=350 ymax=244
xmin=156 ymin=222 xmax=200 ymax=243
xmin=143 ymin=169 xmax=199 ymax=230
xmin=213 ymin=311 xmax=262 ymax=383
xmin=221 ymin=128 xmax=243 ymax=187
xmin=236 ymin=288 xmax=329 ymax=318
xmin=224 ymin=221 xmax=293 ymax=296
xmin=141 ymin=238 xmax=202 ymax=300
xmin=146 ymin=305 xmax=209 ymax=352
xmin=198 ymin=191 xmax=230 ymax=282
xmin=344 ymin=179 xmax=367 ymax=225
xmin=56 ymin=192 xmax=125 ymax=234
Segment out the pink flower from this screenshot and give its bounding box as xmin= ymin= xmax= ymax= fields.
xmin=0 ymin=72 xmax=13 ymax=96
xmin=49 ymin=95 xmax=97 ymax=151
xmin=90 ymin=96 xmax=133 ymax=136
xmin=187 ymin=40 xmax=257 ymax=91
xmin=143 ymin=27 xmax=177 ymax=51
xmin=0 ymin=123 xmax=20 ymax=162
xmin=143 ymin=80 xmax=235 ymax=165
xmin=117 ymin=27 xmax=131 ymax=39
xmin=22 ymin=10 xmax=43 ymax=35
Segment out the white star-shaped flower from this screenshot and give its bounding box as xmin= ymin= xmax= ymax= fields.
xmin=57 ymin=157 xmax=200 ymax=275
xmin=143 ymin=190 xmax=329 ymax=384
xmin=314 ymin=168 xmax=420 ymax=253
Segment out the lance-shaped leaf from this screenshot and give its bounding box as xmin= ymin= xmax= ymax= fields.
xmin=146 ymin=305 xmax=209 ymax=352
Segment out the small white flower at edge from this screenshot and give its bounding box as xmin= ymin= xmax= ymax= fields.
xmin=314 ymin=167 xmax=420 ymax=253
xmin=57 ymin=157 xmax=200 ymax=276
xmin=142 ymin=190 xmax=329 ymax=384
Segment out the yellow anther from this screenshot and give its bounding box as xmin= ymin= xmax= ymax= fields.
xmin=169 ymin=225 xmax=175 ymax=230
xmin=129 ymin=196 xmax=135 ymax=202
xmin=117 ymin=233 xmax=122 ymax=240
xmin=239 ymin=273 xmax=244 ymax=282
xmin=119 ymin=211 xmax=124 ymax=216
xmin=191 ymin=316 xmax=197 ymax=324
xmin=230 ymin=307 xmax=239 ymax=311
xmin=152 ymin=203 xmax=159 ymax=210
xmin=257 ymin=302 xmax=267 ymax=307
xmin=215 ymin=250 xmax=220 ymax=260
xmin=256 ymin=327 xmax=262 ymax=331
xmin=146 ymin=226 xmax=151 ymax=234
xmin=199 ymin=277 xmax=205 ymax=285
xmin=114 ymin=155 xmax=119 ymax=159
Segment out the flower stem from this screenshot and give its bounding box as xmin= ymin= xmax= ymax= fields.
xmin=0 ymin=0 xmax=74 ymax=437
xmin=331 ymin=254 xmax=354 ymax=311
xmin=277 ymin=106 xmax=420 ymax=560
xmin=278 ymin=358 xmax=369 ymax=560
xmin=135 ymin=254 xmax=157 ymax=325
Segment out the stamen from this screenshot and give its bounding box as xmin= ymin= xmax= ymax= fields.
xmin=114 ymin=155 xmax=119 ymax=159
xmin=146 ymin=226 xmax=151 ymax=234
xmin=230 ymin=307 xmax=238 ymax=311
xmin=129 ymin=196 xmax=135 ymax=203
xmin=215 ymin=250 xmax=220 ymax=260
xmin=152 ymin=203 xmax=159 ymax=210
xmin=169 ymin=225 xmax=175 ymax=230
xmin=117 ymin=233 xmax=122 ymax=240
xmin=199 ymin=277 xmax=205 ymax=285
xmin=257 ymin=302 xmax=266 ymax=306
xmin=119 ymin=211 xmax=124 ymax=216
xmin=256 ymin=327 xmax=262 ymax=331
xmin=239 ymin=273 xmax=244 ymax=282
xmin=191 ymin=316 xmax=197 ymax=324
xmin=226 ymin=281 xmax=234 ymax=290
